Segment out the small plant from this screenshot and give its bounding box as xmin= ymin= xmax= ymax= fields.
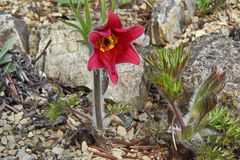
xmin=106 ymin=103 xmax=133 ymax=115
xmin=198 ymin=107 xmax=240 ymax=159
xmin=0 ymin=37 xmax=16 ymax=66
xmin=45 ymin=98 xmax=79 ymax=122
xmin=196 ymin=0 xmax=226 ymax=15
xmin=61 ymin=0 xmax=92 ymax=43
xmin=145 ymin=44 xmax=227 ymax=158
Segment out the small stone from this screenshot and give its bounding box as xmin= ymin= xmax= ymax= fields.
xmin=111 ymin=115 xmax=124 ymax=126
xmin=18 ymin=141 xmax=25 ymax=146
xmin=195 ymin=30 xmax=206 ymax=38
xmin=52 ymin=147 xmax=64 ymax=155
xmin=111 ymin=148 xmax=125 ymax=159
xmin=0 ymin=145 xmax=5 ymax=152
xmin=8 ymin=149 xmax=17 ymax=155
xmin=0 ymin=127 xmax=3 ymax=134
xmin=207 ymin=28 xmax=215 ymax=34
xmin=1 ymin=136 xmax=7 ymax=145
xmin=56 ymin=130 xmax=64 ymax=137
xmin=128 ymin=128 xmax=134 ymax=140
xmin=191 ymin=16 xmax=199 ymax=23
xmin=117 ymin=126 xmax=127 ymax=137
xmin=81 ymin=141 xmax=88 ymax=152
xmin=7 ymin=136 xmax=16 ymax=149
xmin=139 ymin=113 xmax=148 ymax=121
xmin=20 ymin=118 xmax=29 ymax=125
xmin=27 ymin=132 xmax=34 ymax=138
xmin=142 ymin=155 xmax=151 ymax=160
xmin=7 ymin=114 xmax=15 ymax=122
xmin=44 ymin=140 xmax=54 ymax=147
xmin=14 ymin=112 xmax=24 ymax=124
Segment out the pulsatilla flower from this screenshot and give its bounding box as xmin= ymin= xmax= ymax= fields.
xmin=88 ymin=11 xmax=144 ymax=84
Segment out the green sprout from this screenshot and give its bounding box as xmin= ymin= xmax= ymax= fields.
xmin=0 ymin=37 xmax=16 ymax=66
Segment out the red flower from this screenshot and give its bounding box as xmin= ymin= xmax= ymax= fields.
xmin=88 ymin=11 xmax=144 ymax=84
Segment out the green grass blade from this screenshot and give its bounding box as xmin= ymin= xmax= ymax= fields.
xmin=0 ymin=37 xmax=16 ymax=60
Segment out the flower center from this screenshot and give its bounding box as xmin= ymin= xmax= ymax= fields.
xmin=98 ymin=34 xmax=118 ymax=53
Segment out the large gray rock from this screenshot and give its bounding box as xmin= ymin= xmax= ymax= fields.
xmin=0 ymin=14 xmax=29 ymax=53
xmin=151 ymin=0 xmax=196 ymax=45
xmin=183 ymin=34 xmax=240 ymax=108
xmin=37 ymin=22 xmax=148 ymax=107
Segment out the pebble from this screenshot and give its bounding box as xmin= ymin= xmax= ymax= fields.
xmin=139 ymin=113 xmax=148 ymax=121
xmin=195 ymin=30 xmax=206 ymax=38
xmin=52 ymin=147 xmax=64 ymax=155
xmin=111 ymin=115 xmax=124 ymax=126
xmin=8 ymin=149 xmax=17 ymax=155
xmin=81 ymin=141 xmax=88 ymax=152
xmin=27 ymin=132 xmax=34 ymax=138
xmin=14 ymin=112 xmax=24 ymax=124
xmin=142 ymin=155 xmax=151 ymax=160
xmin=112 ymin=148 xmax=125 ymax=159
xmin=56 ymin=130 xmax=64 ymax=137
xmin=117 ymin=126 xmax=127 ymax=137
xmin=128 ymin=128 xmax=134 ymax=140
xmin=0 ymin=127 xmax=3 ymax=134
xmin=20 ymin=118 xmax=29 ymax=125
xmin=0 ymin=145 xmax=5 ymax=152
xmin=1 ymin=136 xmax=8 ymax=145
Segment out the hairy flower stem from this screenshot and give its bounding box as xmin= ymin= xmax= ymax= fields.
xmin=93 ymin=69 xmax=104 ymax=130
xmin=170 ymin=101 xmax=185 ymax=132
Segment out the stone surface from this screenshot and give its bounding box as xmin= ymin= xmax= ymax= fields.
xmin=37 ymin=22 xmax=149 ymax=107
xmin=151 ymin=0 xmax=196 ymax=45
xmin=184 ymin=34 xmax=240 ymax=84
xmin=117 ymin=126 xmax=127 ymax=137
xmin=0 ymin=14 xmax=29 ymax=52
xmin=52 ymin=146 xmax=64 ymax=155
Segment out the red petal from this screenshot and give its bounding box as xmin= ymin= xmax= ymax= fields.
xmin=115 ymin=45 xmax=140 ymax=65
xmin=95 ymin=11 xmax=122 ymax=31
xmin=114 ymin=26 xmax=144 ymax=45
xmin=88 ymin=30 xmax=111 ymax=46
xmin=87 ymin=51 xmax=104 ymax=70
xmin=109 ymin=71 xmax=118 ymax=85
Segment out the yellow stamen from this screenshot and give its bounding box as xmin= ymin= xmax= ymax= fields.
xmin=98 ymin=34 xmax=118 ymax=53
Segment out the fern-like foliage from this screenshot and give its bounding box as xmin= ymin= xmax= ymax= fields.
xmin=145 ymin=44 xmax=190 ymax=78
xmin=198 ymin=107 xmax=240 ymax=159
xmin=44 ymin=98 xmax=79 ymax=122
xmin=106 ymin=103 xmax=133 ymax=115
xmin=196 ymin=0 xmax=226 ymax=14
xmin=185 ymin=67 xmax=226 ymax=131
xmin=153 ymin=71 xmax=182 ymax=101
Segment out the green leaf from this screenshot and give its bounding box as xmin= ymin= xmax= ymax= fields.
xmin=110 ymin=0 xmax=117 ymax=11
xmin=84 ymin=0 xmax=92 ymax=31
xmin=0 ymin=37 xmax=17 ymax=60
xmin=101 ymin=0 xmax=107 ymax=23
xmin=0 ymin=54 xmax=12 ymax=65
xmin=57 ymin=0 xmax=79 ymax=5
xmin=3 ymin=62 xmax=18 ymax=75
xmin=61 ymin=19 xmax=83 ymax=33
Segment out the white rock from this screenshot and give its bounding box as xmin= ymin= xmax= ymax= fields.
xmin=81 ymin=141 xmax=88 ymax=152
xmin=110 ymin=115 xmax=124 ymax=127
xmin=139 ymin=113 xmax=148 ymax=121
xmin=128 ymin=128 xmax=134 ymax=140
xmin=142 ymin=155 xmax=151 ymax=160
xmin=52 ymin=147 xmax=64 ymax=155
xmin=111 ymin=148 xmax=125 ymax=159
xmin=14 ymin=112 xmax=24 ymax=124
xmin=37 ymin=22 xmax=148 ymax=108
xmin=1 ymin=136 xmax=8 ymax=145
xmin=27 ymin=132 xmax=34 ymax=138
xmin=117 ymin=126 xmax=127 ymax=137
xmin=20 ymin=118 xmax=29 ymax=125
xmin=195 ymin=30 xmax=206 ymax=38
xmin=0 ymin=145 xmax=5 ymax=152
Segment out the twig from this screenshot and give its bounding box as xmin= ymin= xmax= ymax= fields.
xmin=70 ymin=107 xmax=92 ymax=122
xmin=32 ymin=40 xmax=51 ymax=63
xmin=6 ymin=75 xmax=19 ymax=99
xmin=169 ymin=101 xmax=185 ymax=132
xmin=92 ymin=151 xmax=117 ymax=160
xmin=171 ymin=117 xmax=177 ymax=151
